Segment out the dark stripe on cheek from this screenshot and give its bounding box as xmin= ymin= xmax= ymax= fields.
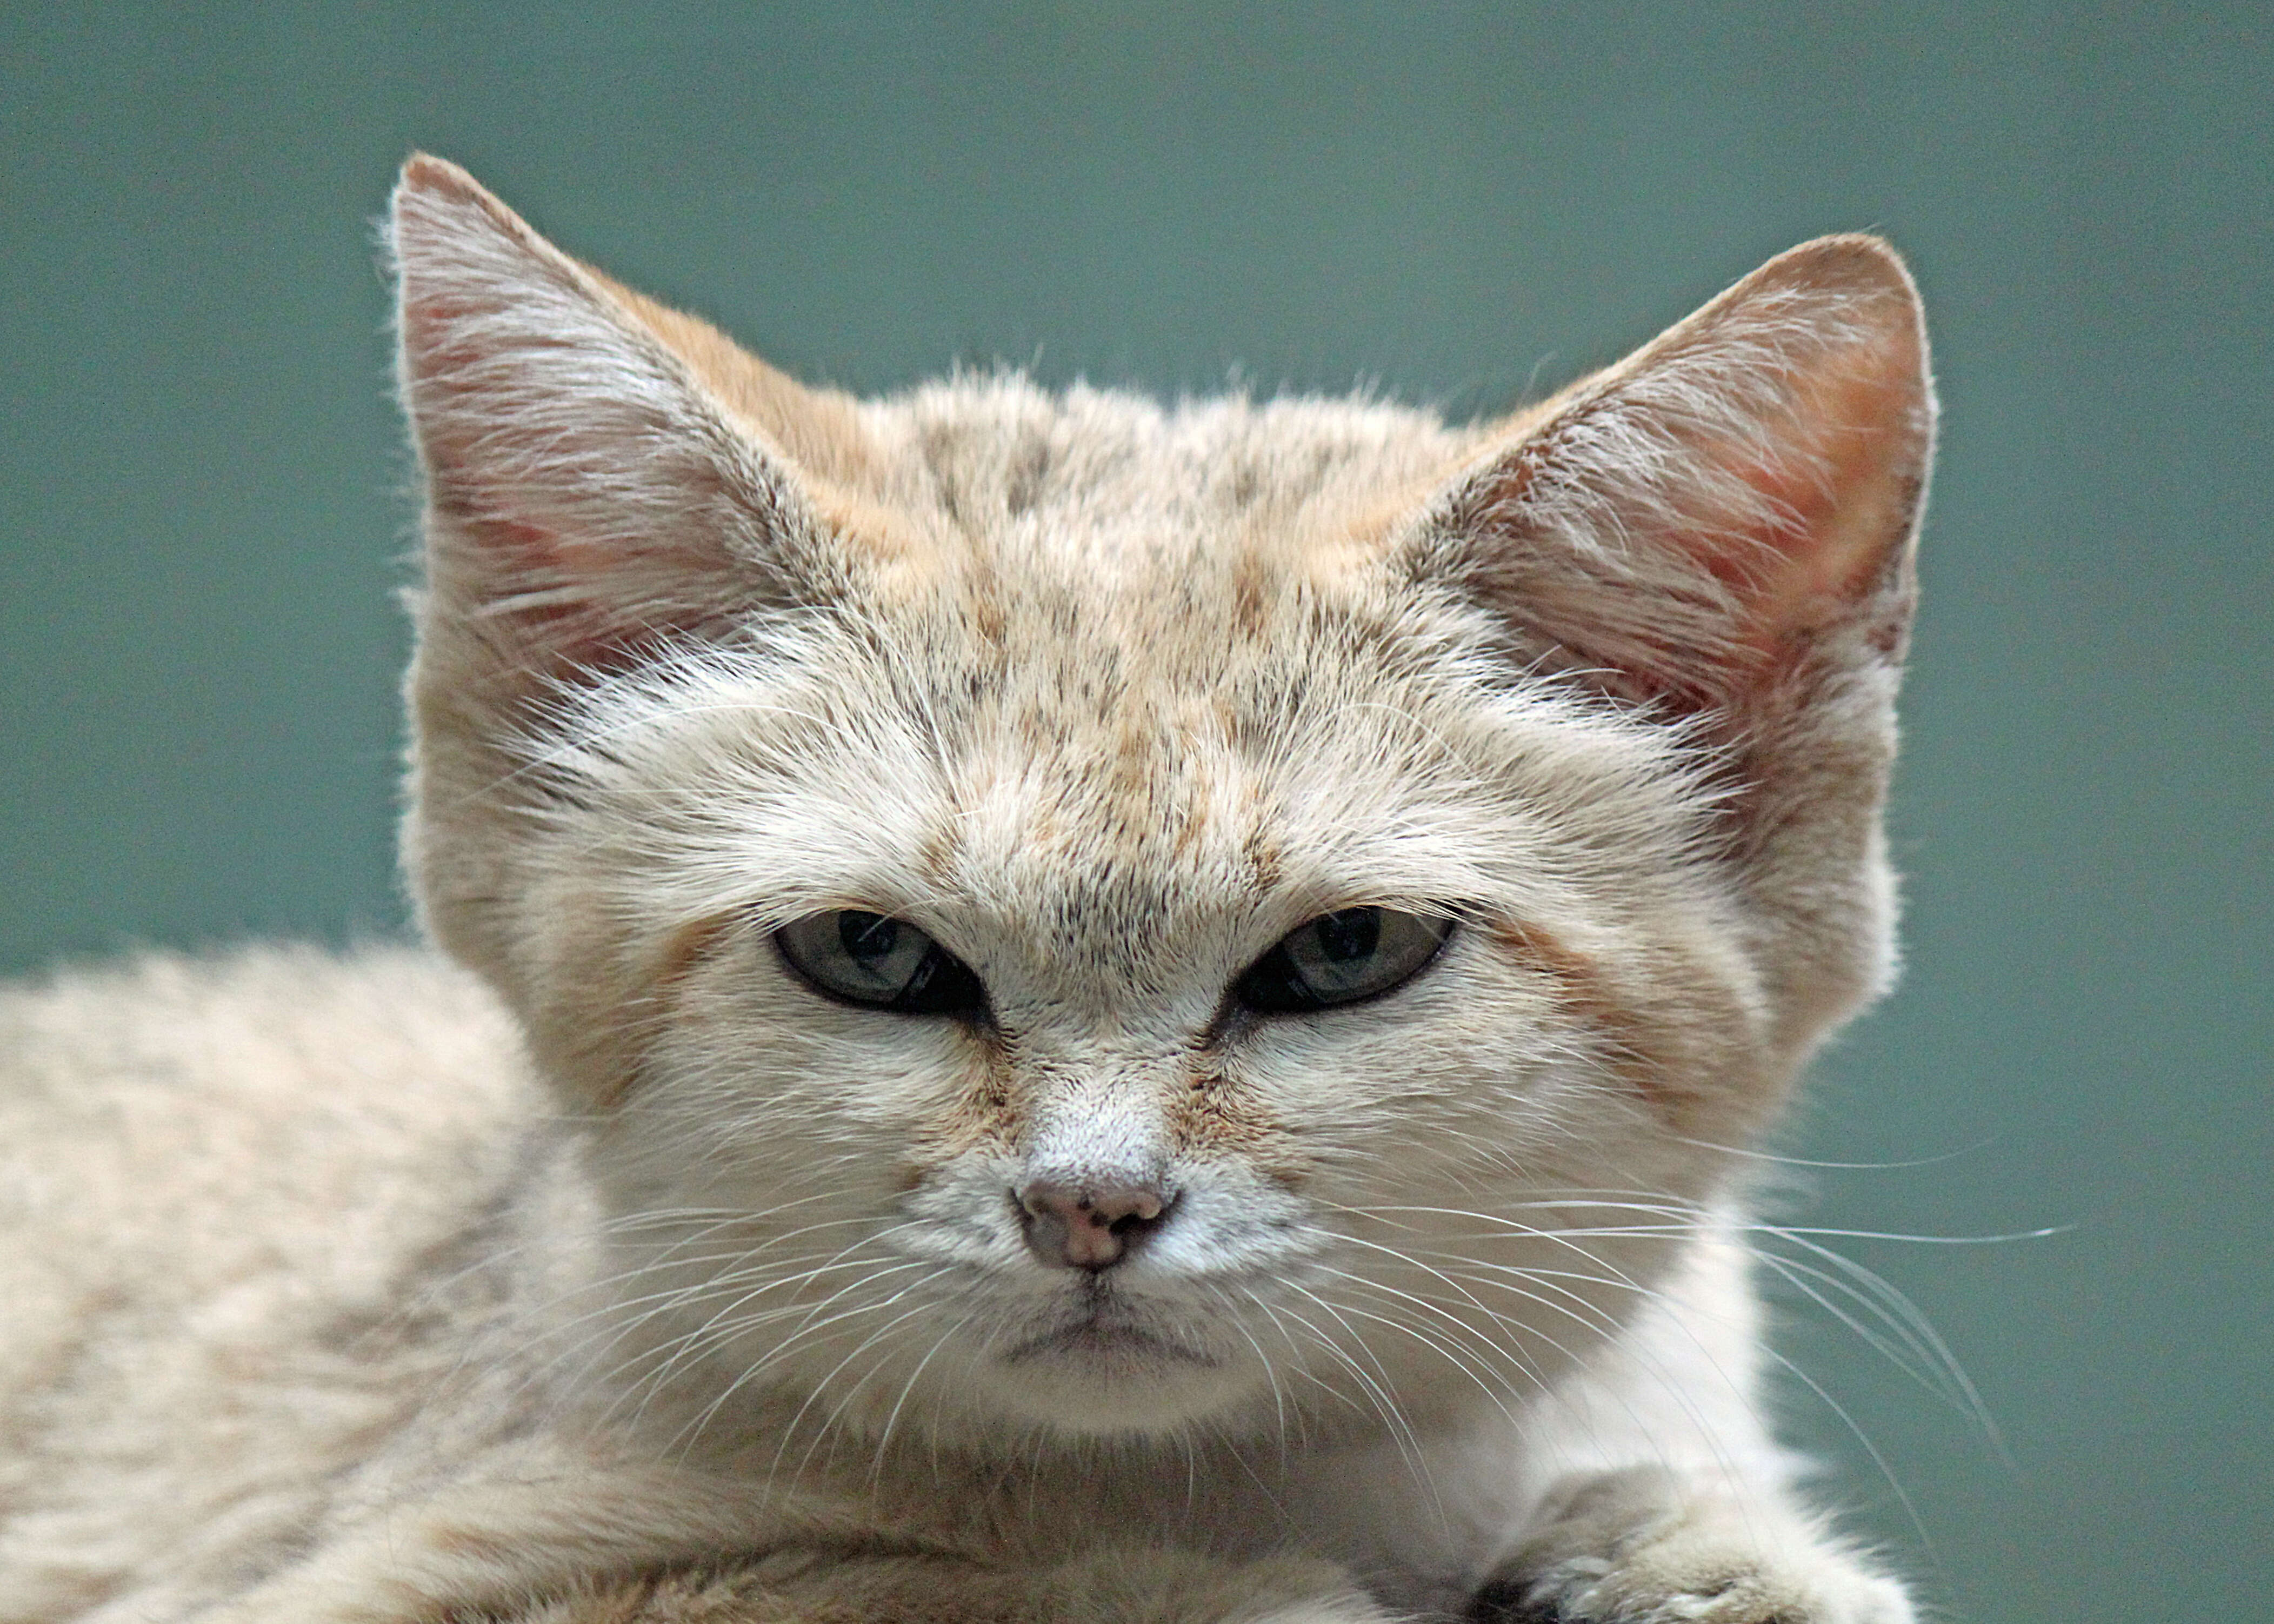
xmin=1486 ymin=917 xmax=1698 ymax=1121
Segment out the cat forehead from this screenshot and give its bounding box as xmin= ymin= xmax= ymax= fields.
xmin=852 ymin=377 xmax=1475 ymax=583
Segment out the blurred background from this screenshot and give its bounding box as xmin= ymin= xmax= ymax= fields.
xmin=3 ymin=5 xmax=2265 ymax=1618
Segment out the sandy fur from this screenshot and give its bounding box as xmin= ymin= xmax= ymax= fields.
xmin=0 ymin=158 xmax=1931 ymax=1623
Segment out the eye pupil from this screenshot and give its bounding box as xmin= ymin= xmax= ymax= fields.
xmin=1315 ymin=907 xmax=1380 ymax=963
xmin=838 ymin=910 xmax=898 ymax=963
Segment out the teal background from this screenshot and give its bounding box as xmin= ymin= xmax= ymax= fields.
xmin=3 ymin=6 xmax=2265 ymax=1619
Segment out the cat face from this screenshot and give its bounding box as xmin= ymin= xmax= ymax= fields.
xmin=513 ymin=497 xmax=1759 ymax=1434
xmin=389 ymin=159 xmax=1931 ymax=1441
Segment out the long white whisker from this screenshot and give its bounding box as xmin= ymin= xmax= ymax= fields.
xmin=1276 ymin=1282 xmax=1445 ymax=1528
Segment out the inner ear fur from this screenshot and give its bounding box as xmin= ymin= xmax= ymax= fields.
xmin=1402 ymin=236 xmax=1936 ymax=1064
xmin=391 ymin=153 xmax=882 ymax=689
xmin=1407 ymin=234 xmax=1933 ymax=717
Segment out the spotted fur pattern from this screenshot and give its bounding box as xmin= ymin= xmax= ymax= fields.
xmin=0 ymin=159 xmax=1932 ymax=1623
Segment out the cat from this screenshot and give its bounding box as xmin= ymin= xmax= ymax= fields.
xmin=0 ymin=155 xmax=1935 ymax=1624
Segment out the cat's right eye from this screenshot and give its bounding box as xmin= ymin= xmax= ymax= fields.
xmin=773 ymin=911 xmax=990 ymax=1017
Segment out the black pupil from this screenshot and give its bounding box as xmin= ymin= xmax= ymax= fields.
xmin=839 ymin=911 xmax=899 ymax=963
xmin=1315 ymin=907 xmax=1380 ymax=963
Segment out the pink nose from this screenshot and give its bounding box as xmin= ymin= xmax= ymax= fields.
xmin=1017 ymin=1181 xmax=1170 ymax=1271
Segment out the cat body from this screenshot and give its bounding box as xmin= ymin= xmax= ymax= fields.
xmin=0 ymin=159 xmax=1934 ymax=1623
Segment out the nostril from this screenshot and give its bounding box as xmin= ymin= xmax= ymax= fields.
xmin=1105 ymin=1202 xmax=1161 ymax=1236
xmin=1015 ymin=1180 xmax=1174 ymax=1271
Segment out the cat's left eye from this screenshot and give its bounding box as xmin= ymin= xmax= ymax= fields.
xmin=773 ymin=911 xmax=990 ymax=1016
xmin=1233 ymin=906 xmax=1455 ymax=1014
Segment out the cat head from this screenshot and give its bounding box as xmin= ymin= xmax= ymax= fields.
xmin=390 ymin=158 xmax=1931 ymax=1441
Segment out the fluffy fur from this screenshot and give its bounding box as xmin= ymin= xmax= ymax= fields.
xmin=0 ymin=157 xmax=1934 ymax=1623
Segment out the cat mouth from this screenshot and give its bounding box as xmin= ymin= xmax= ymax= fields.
xmin=1001 ymin=1299 xmax=1218 ymax=1368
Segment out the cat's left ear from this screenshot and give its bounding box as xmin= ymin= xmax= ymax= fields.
xmin=1400 ymin=237 xmax=1934 ymax=1051
xmin=1404 ymin=235 xmax=1932 ymax=718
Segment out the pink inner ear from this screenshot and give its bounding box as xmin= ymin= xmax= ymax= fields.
xmin=396 ymin=160 xmax=803 ymax=694
xmin=399 ymin=294 xmax=523 ymax=418
xmin=402 ymin=303 xmax=736 ymax=674
xmin=1672 ymin=341 xmax=1926 ymax=671
xmin=450 ymin=514 xmax=728 ymax=679
xmin=1429 ymin=276 xmax=1929 ymax=720
xmin=459 ymin=515 xmax=584 ymax=627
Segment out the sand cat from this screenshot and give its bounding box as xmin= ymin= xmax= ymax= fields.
xmin=0 ymin=157 xmax=1932 ymax=1623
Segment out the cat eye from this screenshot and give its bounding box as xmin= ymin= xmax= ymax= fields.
xmin=1233 ymin=907 xmax=1455 ymax=1013
xmin=773 ymin=911 xmax=990 ymax=1016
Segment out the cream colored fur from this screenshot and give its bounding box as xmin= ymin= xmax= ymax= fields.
xmin=0 ymin=158 xmax=1933 ymax=1623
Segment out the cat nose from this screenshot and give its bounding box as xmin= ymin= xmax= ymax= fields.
xmin=1016 ymin=1180 xmax=1173 ymax=1272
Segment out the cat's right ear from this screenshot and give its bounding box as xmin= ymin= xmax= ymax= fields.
xmin=390 ymin=156 xmax=859 ymax=692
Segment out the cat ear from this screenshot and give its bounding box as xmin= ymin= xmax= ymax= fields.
xmin=1401 ymin=238 xmax=1934 ymax=1051
xmin=1401 ymin=230 xmax=1937 ymax=727
xmin=390 ymin=155 xmax=866 ymax=689
xmin=1407 ymin=235 xmax=1932 ymax=719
